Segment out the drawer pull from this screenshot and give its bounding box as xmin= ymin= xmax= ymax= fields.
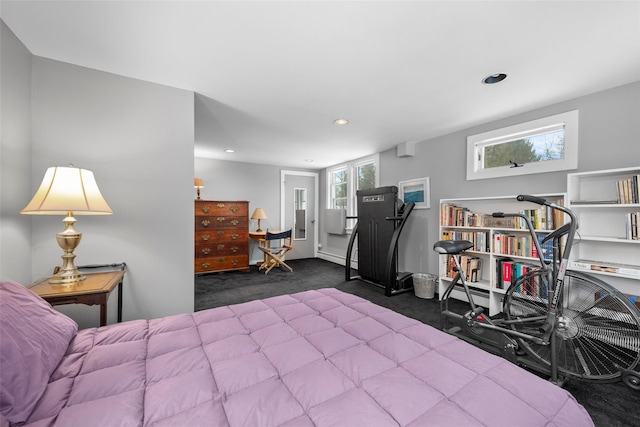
xmin=201 ymin=234 xmax=210 ymax=241
xmin=201 ymin=262 xmax=211 ymax=269
xmin=200 ymin=205 xmax=211 ymax=213
xmin=201 ymin=248 xmax=211 ymax=255
xmin=231 ymin=233 xmax=239 ymax=240
xmin=231 ymin=246 xmax=239 ymax=253
xmin=217 ymin=217 xmax=226 ymax=222
xmin=201 ymin=219 xmax=211 ymax=227
xmin=231 ymin=259 xmax=238 ymax=266
xmin=217 ymin=203 xmax=225 ymax=208
xmin=231 ymin=219 xmax=239 ymax=226
xmin=230 ymin=206 xmax=239 ymax=213
xmin=217 ymin=244 xmax=225 ymax=250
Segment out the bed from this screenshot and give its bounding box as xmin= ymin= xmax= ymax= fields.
xmin=1 ymin=281 xmax=593 ymax=427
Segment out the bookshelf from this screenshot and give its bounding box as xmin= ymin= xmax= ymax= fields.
xmin=567 ymin=167 xmax=640 ymax=297
xmin=438 ymin=194 xmax=566 ymax=316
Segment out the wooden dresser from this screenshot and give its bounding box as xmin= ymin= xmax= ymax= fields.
xmin=194 ymin=200 xmax=250 ymax=273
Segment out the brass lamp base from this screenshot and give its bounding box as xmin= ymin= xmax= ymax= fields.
xmin=49 ymin=212 xmax=87 ymax=284
xmin=50 ymin=270 xmax=86 ymax=284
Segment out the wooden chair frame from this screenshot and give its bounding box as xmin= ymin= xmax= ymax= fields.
xmin=258 ymin=230 xmax=293 ymax=274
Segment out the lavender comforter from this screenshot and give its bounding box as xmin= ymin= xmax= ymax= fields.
xmin=1 ymin=282 xmax=593 ymax=426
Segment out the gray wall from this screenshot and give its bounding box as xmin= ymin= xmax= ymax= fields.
xmin=383 ymin=81 xmax=640 ymax=276
xmin=193 ymin=157 xmax=316 ymax=263
xmin=0 ymin=23 xmax=196 ymax=328
xmin=0 ymin=21 xmax=32 ymax=284
xmin=28 ymin=58 xmax=195 ymax=328
xmin=315 ymin=82 xmax=640 ymax=278
xmin=195 ymin=82 xmax=640 ymax=280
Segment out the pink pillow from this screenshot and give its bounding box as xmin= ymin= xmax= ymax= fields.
xmin=0 ymin=281 xmax=78 ymax=424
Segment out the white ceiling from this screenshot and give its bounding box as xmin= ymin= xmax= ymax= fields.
xmin=2 ymin=1 xmax=639 ymax=169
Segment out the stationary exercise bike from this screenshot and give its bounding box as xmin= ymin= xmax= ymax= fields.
xmin=434 ymin=195 xmax=640 ymax=389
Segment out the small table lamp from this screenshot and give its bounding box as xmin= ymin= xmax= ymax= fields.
xmin=21 ymin=166 xmax=113 ymax=284
xmin=194 ymin=178 xmax=204 ymax=200
xmin=251 ymin=208 xmax=267 ymax=232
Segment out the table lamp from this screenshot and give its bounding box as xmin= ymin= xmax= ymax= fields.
xmin=194 ymin=178 xmax=204 ymax=200
xmin=21 ymin=165 xmax=113 ymax=284
xmin=251 ymin=208 xmax=267 ymax=232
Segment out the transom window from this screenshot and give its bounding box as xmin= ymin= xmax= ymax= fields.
xmin=467 ymin=110 xmax=578 ymax=180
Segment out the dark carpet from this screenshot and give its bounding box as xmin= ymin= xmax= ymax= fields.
xmin=195 ymin=258 xmax=639 ymax=427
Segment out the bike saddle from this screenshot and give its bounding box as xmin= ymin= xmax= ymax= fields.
xmin=433 ymin=240 xmax=474 ymax=254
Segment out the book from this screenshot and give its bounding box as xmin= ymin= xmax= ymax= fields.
xmin=469 ymin=257 xmax=482 ymax=282
xmin=495 ymin=257 xmax=511 ymax=289
xmin=570 ymin=259 xmax=640 ymax=278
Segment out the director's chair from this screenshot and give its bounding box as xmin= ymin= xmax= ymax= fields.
xmin=258 ymin=230 xmax=293 ymax=274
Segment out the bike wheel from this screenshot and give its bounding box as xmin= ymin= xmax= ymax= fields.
xmin=504 ymin=269 xmax=640 ymax=382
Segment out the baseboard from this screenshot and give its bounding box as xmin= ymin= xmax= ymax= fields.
xmin=317 ymin=251 xmax=358 ymax=269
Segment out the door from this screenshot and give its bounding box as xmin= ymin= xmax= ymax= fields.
xmin=281 ymin=171 xmax=318 ymax=260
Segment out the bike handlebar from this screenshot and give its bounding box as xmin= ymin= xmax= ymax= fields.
xmin=516 ymin=194 xmax=549 ymax=205
xmin=490 ymin=195 xmax=579 ymax=270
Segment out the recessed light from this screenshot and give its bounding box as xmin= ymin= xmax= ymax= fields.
xmin=304 ymin=159 xmax=314 ymax=163
xmin=224 ymin=148 xmax=235 ymax=153
xmin=483 ymin=73 xmax=508 ymax=84
xmin=334 ymin=118 xmax=349 ymax=125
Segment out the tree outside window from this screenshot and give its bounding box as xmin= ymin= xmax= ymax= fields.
xmin=483 ymin=130 xmax=565 ymax=169
xmin=357 ymin=162 xmax=376 ymax=191
xmin=330 ymin=168 xmax=347 ymax=209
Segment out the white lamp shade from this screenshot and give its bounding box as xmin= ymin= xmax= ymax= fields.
xmin=21 ymin=166 xmax=113 ymax=215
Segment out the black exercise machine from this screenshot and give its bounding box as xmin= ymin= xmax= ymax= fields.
xmin=345 ymin=186 xmax=415 ymax=296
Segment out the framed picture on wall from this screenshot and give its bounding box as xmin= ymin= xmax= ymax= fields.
xmin=398 ymin=177 xmax=430 ymax=209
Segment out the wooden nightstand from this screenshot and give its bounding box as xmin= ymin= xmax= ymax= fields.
xmin=29 ymin=263 xmax=126 ymax=327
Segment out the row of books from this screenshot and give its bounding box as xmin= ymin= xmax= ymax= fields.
xmin=493 ymin=232 xmax=553 ymax=261
xmin=617 ymin=175 xmax=640 ymax=204
xmin=440 ymin=230 xmax=490 ymax=252
xmin=441 ymin=198 xmax=565 ymax=230
xmin=625 ymin=211 xmax=639 ymax=240
xmin=443 ymin=255 xmax=483 ymax=283
xmin=495 ymin=258 xmax=546 ymax=296
xmin=440 ymin=204 xmax=484 ymax=228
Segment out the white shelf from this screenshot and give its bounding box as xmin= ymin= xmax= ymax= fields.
xmin=439 ymin=193 xmax=565 ymax=316
xmin=567 ymin=167 xmax=640 ymax=298
xmin=577 ymin=236 xmax=640 ymax=244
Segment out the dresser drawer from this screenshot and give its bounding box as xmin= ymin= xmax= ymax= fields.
xmin=195 ymin=255 xmax=249 ymax=273
xmin=195 ymin=230 xmax=248 ymax=243
xmin=195 ymin=201 xmax=248 ymax=217
xmin=195 ymin=216 xmax=248 ymax=230
xmin=195 ymin=241 xmax=248 ymax=258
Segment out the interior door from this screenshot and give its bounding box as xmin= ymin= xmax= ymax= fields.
xmin=281 ymin=171 xmax=317 ymax=260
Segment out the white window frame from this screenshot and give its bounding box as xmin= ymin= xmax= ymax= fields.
xmin=466 ymin=110 xmax=579 ymax=181
xmin=328 ymin=166 xmax=348 ymax=210
xmin=326 ymin=154 xmax=379 ymax=231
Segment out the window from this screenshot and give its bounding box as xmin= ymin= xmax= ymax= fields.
xmin=356 ymin=160 xmax=376 ymax=192
xmin=329 ymin=167 xmax=347 ymax=209
xmin=327 ymin=154 xmax=379 ymax=229
xmin=467 ymin=110 xmax=578 ymax=180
